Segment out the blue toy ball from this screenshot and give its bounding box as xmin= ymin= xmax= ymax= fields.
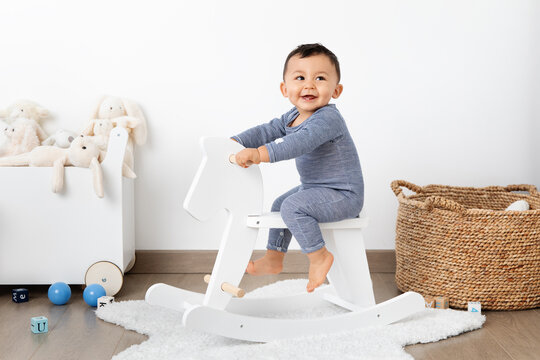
xmin=83 ymin=284 xmax=106 ymax=307
xmin=48 ymin=282 xmax=71 ymax=305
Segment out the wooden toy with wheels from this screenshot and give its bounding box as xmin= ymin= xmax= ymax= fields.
xmin=85 ymin=261 xmax=124 ymax=296
xmin=0 ymin=127 xmax=135 ymax=296
xmin=145 ymin=137 xmax=425 ymax=342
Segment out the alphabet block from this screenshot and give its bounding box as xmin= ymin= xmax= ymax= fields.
xmin=12 ymin=288 xmax=29 ymax=303
xmin=31 ymin=316 xmax=48 ymax=333
xmin=435 ymin=296 xmax=449 ymax=309
xmin=424 ymin=296 xmax=435 ymax=308
xmin=468 ymin=301 xmax=481 ymax=314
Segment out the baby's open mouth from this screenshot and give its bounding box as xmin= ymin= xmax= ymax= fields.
xmin=302 ymin=95 xmax=317 ymax=101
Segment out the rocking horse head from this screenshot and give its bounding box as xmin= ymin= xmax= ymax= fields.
xmin=183 ymin=137 xmax=264 ymax=222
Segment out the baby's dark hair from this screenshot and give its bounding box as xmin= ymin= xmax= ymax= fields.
xmin=283 ymin=43 xmax=341 ymax=82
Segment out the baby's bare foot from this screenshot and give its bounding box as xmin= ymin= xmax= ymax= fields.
xmin=306 ymin=247 xmax=334 ymax=292
xmin=246 ymin=249 xmax=285 ymax=275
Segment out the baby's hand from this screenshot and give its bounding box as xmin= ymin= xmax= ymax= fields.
xmin=234 ymin=148 xmax=261 ymax=168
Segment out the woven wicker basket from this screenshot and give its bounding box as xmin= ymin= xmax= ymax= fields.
xmin=391 ymin=180 xmax=540 ymax=310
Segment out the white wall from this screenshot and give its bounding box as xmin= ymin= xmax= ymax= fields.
xmin=1 ymin=1 xmax=537 ymax=250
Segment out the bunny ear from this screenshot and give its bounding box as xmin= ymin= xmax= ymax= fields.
xmin=81 ymin=119 xmax=96 ymax=136
xmin=91 ymin=95 xmax=108 ymax=119
xmin=122 ymin=98 xmax=147 ymax=145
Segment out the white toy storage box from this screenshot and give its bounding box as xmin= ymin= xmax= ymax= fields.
xmin=0 ymin=127 xmax=135 ymax=295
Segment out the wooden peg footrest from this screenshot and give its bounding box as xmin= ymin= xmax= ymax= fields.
xmin=204 ymin=274 xmax=245 ymax=298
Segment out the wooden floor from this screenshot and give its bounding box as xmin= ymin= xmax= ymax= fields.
xmin=1 ymin=273 xmax=539 ymax=360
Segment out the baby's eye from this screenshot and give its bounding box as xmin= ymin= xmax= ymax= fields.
xmin=295 ymin=76 xmax=304 ymax=80
xmin=316 ymin=76 xmax=325 ymax=81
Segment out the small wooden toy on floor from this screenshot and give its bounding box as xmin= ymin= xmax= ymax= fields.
xmin=468 ymin=301 xmax=481 ymax=314
xmin=98 ymin=296 xmax=115 ymax=308
xmin=435 ymin=296 xmax=449 ymax=309
xmin=423 ymin=296 xmax=435 ymax=308
xmin=31 ymin=316 xmax=48 ymax=333
xmin=12 ymin=288 xmax=29 ymax=303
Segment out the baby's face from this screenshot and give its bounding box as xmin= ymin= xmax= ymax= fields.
xmin=281 ymin=54 xmax=343 ymax=115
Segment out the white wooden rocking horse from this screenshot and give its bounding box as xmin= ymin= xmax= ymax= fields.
xmin=145 ymin=137 xmax=425 ymax=342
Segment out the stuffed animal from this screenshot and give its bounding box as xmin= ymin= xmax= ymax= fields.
xmin=3 ymin=118 xmax=43 ymax=156
xmin=0 ymin=136 xmax=105 ymax=197
xmin=0 ymin=99 xmax=50 ymax=125
xmin=82 ymin=118 xmax=136 ymax=178
xmin=42 ymin=129 xmax=78 ymax=148
xmin=0 ymin=100 xmax=50 ymax=155
xmin=0 ymin=99 xmax=49 ymax=140
xmin=82 ymin=96 xmax=147 ymax=177
xmin=84 ymin=96 xmax=147 ymax=144
xmin=82 ymin=119 xmax=114 ymax=150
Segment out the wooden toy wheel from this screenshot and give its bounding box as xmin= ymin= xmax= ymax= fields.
xmin=85 ymin=261 xmax=123 ymax=296
xmin=125 ymin=254 xmax=136 ymax=273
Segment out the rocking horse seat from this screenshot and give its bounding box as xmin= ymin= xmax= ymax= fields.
xmin=247 ymin=212 xmax=368 ymax=229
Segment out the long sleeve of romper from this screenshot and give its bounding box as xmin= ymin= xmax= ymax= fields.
xmin=264 ymin=106 xmax=344 ymax=163
xmin=231 ymin=108 xmax=296 ymax=148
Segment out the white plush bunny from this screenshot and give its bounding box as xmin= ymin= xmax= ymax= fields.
xmin=0 ymin=100 xmax=51 ymax=156
xmin=83 ymin=118 xmax=136 ymax=178
xmin=82 ymin=96 xmax=147 ymax=178
xmin=0 ymin=99 xmax=50 ymax=125
xmin=0 ymin=136 xmax=105 ymax=197
xmin=82 ymin=118 xmax=114 ymax=150
xmin=0 ymin=99 xmax=49 ymax=141
xmin=87 ymin=96 xmax=147 ymax=144
xmin=3 ymin=118 xmax=42 ymax=156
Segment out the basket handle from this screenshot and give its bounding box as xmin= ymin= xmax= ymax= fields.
xmin=425 ymin=196 xmax=466 ymax=214
xmin=505 ymin=184 xmax=538 ymax=196
xmin=391 ymin=180 xmax=423 ymax=198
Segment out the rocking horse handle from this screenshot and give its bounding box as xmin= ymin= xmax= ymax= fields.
xmin=204 ymin=274 xmax=245 ymax=298
xmin=228 ymin=154 xmax=255 ymax=167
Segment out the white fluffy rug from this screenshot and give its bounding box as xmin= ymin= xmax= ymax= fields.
xmin=96 ymin=279 xmax=485 ymax=360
